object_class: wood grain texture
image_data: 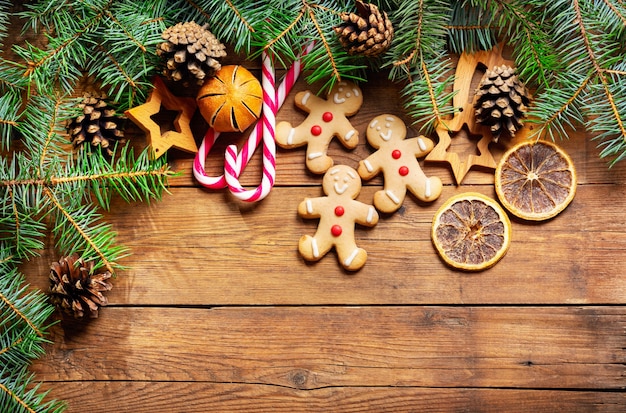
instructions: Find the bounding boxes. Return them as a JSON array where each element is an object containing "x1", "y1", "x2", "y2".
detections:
[
  {"x1": 32, "y1": 306, "x2": 625, "y2": 389},
  {"x1": 35, "y1": 383, "x2": 626, "y2": 413},
  {"x1": 22, "y1": 184, "x2": 626, "y2": 305}
]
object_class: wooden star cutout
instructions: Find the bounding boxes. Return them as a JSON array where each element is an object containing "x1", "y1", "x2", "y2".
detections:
[
  {"x1": 125, "y1": 76, "x2": 198, "y2": 159},
  {"x1": 426, "y1": 44, "x2": 514, "y2": 184}
]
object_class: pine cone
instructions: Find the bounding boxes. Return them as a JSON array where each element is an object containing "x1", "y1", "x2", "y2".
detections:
[
  {"x1": 157, "y1": 21, "x2": 227, "y2": 86},
  {"x1": 67, "y1": 93, "x2": 125, "y2": 156},
  {"x1": 49, "y1": 254, "x2": 113, "y2": 319},
  {"x1": 334, "y1": 0, "x2": 394, "y2": 57},
  {"x1": 474, "y1": 65, "x2": 531, "y2": 142}
]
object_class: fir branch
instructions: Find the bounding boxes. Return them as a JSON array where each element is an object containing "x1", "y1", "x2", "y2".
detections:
[
  {"x1": 44, "y1": 186, "x2": 127, "y2": 273},
  {"x1": 0, "y1": 366, "x2": 66, "y2": 413}
]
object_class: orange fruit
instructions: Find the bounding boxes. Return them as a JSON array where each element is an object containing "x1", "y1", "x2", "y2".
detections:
[
  {"x1": 197, "y1": 65, "x2": 262, "y2": 132},
  {"x1": 432, "y1": 192, "x2": 511, "y2": 271},
  {"x1": 495, "y1": 140, "x2": 576, "y2": 221}
]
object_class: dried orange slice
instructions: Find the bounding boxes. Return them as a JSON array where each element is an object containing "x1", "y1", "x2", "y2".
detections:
[
  {"x1": 495, "y1": 140, "x2": 576, "y2": 221},
  {"x1": 197, "y1": 65, "x2": 262, "y2": 132},
  {"x1": 432, "y1": 192, "x2": 511, "y2": 271}
]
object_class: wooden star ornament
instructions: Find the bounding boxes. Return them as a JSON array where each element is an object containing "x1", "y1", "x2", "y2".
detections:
[
  {"x1": 426, "y1": 44, "x2": 514, "y2": 184},
  {"x1": 125, "y1": 76, "x2": 198, "y2": 159}
]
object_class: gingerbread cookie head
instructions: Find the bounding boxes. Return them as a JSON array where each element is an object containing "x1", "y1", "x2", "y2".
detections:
[
  {"x1": 366, "y1": 114, "x2": 406, "y2": 149},
  {"x1": 328, "y1": 80, "x2": 363, "y2": 116},
  {"x1": 323, "y1": 164, "x2": 362, "y2": 199}
]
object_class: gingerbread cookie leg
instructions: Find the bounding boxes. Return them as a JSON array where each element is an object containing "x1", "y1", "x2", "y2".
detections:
[
  {"x1": 298, "y1": 234, "x2": 333, "y2": 262},
  {"x1": 335, "y1": 242, "x2": 368, "y2": 271},
  {"x1": 407, "y1": 175, "x2": 442, "y2": 202},
  {"x1": 373, "y1": 187, "x2": 407, "y2": 213}
]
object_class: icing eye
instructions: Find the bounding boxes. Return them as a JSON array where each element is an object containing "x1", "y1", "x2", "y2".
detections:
[
  {"x1": 346, "y1": 92, "x2": 352, "y2": 98},
  {"x1": 338, "y1": 87, "x2": 344, "y2": 92},
  {"x1": 343, "y1": 176, "x2": 349, "y2": 183},
  {"x1": 376, "y1": 126, "x2": 381, "y2": 131},
  {"x1": 334, "y1": 176, "x2": 340, "y2": 181},
  {"x1": 385, "y1": 123, "x2": 390, "y2": 128}
]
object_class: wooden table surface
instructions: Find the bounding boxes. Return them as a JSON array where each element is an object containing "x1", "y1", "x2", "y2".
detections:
[{"x1": 22, "y1": 59, "x2": 626, "y2": 412}]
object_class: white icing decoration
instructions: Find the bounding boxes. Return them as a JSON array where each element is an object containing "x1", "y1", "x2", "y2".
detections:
[
  {"x1": 308, "y1": 152, "x2": 323, "y2": 160},
  {"x1": 425, "y1": 179, "x2": 432, "y2": 198},
  {"x1": 370, "y1": 120, "x2": 379, "y2": 128},
  {"x1": 346, "y1": 92, "x2": 352, "y2": 98},
  {"x1": 338, "y1": 87, "x2": 344, "y2": 92},
  {"x1": 306, "y1": 199, "x2": 313, "y2": 214},
  {"x1": 352, "y1": 88, "x2": 360, "y2": 97},
  {"x1": 287, "y1": 128, "x2": 296, "y2": 145},
  {"x1": 330, "y1": 168, "x2": 340, "y2": 175},
  {"x1": 301, "y1": 92, "x2": 311, "y2": 105},
  {"x1": 385, "y1": 123, "x2": 390, "y2": 128},
  {"x1": 343, "y1": 176, "x2": 349, "y2": 183},
  {"x1": 418, "y1": 137, "x2": 427, "y2": 151},
  {"x1": 344, "y1": 249, "x2": 359, "y2": 267},
  {"x1": 366, "y1": 206, "x2": 375, "y2": 223},
  {"x1": 345, "y1": 130, "x2": 355, "y2": 141},
  {"x1": 334, "y1": 183, "x2": 349, "y2": 194},
  {"x1": 312, "y1": 238, "x2": 319, "y2": 258},
  {"x1": 386, "y1": 189, "x2": 400, "y2": 204},
  {"x1": 376, "y1": 126, "x2": 381, "y2": 131},
  {"x1": 380, "y1": 129, "x2": 393, "y2": 141},
  {"x1": 385, "y1": 116, "x2": 395, "y2": 122},
  {"x1": 333, "y1": 93, "x2": 346, "y2": 104},
  {"x1": 347, "y1": 170, "x2": 356, "y2": 179},
  {"x1": 363, "y1": 159, "x2": 374, "y2": 172}
]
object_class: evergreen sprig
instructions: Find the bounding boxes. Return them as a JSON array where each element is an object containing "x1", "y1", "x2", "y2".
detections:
[{"x1": 0, "y1": 252, "x2": 65, "y2": 413}]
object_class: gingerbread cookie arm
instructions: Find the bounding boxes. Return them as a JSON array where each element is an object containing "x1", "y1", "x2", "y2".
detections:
[
  {"x1": 298, "y1": 197, "x2": 324, "y2": 219},
  {"x1": 409, "y1": 135, "x2": 435, "y2": 157},
  {"x1": 351, "y1": 201, "x2": 379, "y2": 227},
  {"x1": 332, "y1": 117, "x2": 360, "y2": 149},
  {"x1": 357, "y1": 151, "x2": 383, "y2": 180},
  {"x1": 294, "y1": 90, "x2": 324, "y2": 112}
]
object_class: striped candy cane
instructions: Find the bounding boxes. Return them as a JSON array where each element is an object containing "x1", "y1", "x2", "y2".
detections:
[{"x1": 193, "y1": 43, "x2": 313, "y2": 200}]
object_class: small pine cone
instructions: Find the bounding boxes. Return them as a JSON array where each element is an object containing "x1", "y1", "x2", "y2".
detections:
[
  {"x1": 474, "y1": 65, "x2": 531, "y2": 142},
  {"x1": 334, "y1": 0, "x2": 394, "y2": 57},
  {"x1": 157, "y1": 21, "x2": 227, "y2": 86},
  {"x1": 67, "y1": 93, "x2": 125, "y2": 156},
  {"x1": 49, "y1": 254, "x2": 113, "y2": 319}
]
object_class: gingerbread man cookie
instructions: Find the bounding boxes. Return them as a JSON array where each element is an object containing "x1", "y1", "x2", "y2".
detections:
[
  {"x1": 276, "y1": 81, "x2": 363, "y2": 174},
  {"x1": 298, "y1": 164, "x2": 379, "y2": 271},
  {"x1": 358, "y1": 114, "x2": 442, "y2": 213}
]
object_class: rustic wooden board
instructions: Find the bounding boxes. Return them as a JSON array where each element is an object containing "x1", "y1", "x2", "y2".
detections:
[
  {"x1": 32, "y1": 307, "x2": 625, "y2": 389},
  {"x1": 22, "y1": 184, "x2": 626, "y2": 305},
  {"x1": 35, "y1": 383, "x2": 626, "y2": 413}
]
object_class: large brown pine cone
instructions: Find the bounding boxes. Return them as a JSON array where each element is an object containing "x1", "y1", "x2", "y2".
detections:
[
  {"x1": 67, "y1": 93, "x2": 125, "y2": 156},
  {"x1": 334, "y1": 0, "x2": 394, "y2": 57},
  {"x1": 49, "y1": 254, "x2": 113, "y2": 319},
  {"x1": 157, "y1": 21, "x2": 227, "y2": 86},
  {"x1": 474, "y1": 65, "x2": 531, "y2": 142}
]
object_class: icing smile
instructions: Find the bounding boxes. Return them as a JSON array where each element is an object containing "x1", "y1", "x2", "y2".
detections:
[
  {"x1": 380, "y1": 129, "x2": 393, "y2": 141},
  {"x1": 334, "y1": 182, "x2": 349, "y2": 194}
]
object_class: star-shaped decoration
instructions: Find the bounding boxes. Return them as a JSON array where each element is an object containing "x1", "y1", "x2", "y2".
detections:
[
  {"x1": 426, "y1": 44, "x2": 514, "y2": 184},
  {"x1": 125, "y1": 76, "x2": 198, "y2": 159}
]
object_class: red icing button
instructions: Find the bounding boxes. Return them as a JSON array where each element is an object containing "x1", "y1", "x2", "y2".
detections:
[
  {"x1": 322, "y1": 112, "x2": 334, "y2": 122},
  {"x1": 334, "y1": 206, "x2": 345, "y2": 216},
  {"x1": 399, "y1": 166, "x2": 409, "y2": 176},
  {"x1": 311, "y1": 125, "x2": 322, "y2": 136},
  {"x1": 331, "y1": 224, "x2": 343, "y2": 237},
  {"x1": 392, "y1": 149, "x2": 402, "y2": 159}
]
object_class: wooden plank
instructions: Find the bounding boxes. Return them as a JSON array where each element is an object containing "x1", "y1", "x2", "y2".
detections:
[
  {"x1": 31, "y1": 306, "x2": 625, "y2": 390},
  {"x1": 23, "y1": 184, "x2": 626, "y2": 305},
  {"x1": 36, "y1": 382, "x2": 626, "y2": 413}
]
